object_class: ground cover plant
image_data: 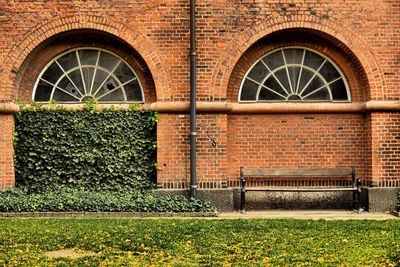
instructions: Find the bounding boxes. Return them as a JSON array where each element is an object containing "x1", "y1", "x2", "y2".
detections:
[
  {"x1": 0, "y1": 218, "x2": 399, "y2": 266},
  {"x1": 0, "y1": 186, "x2": 215, "y2": 212},
  {"x1": 7, "y1": 103, "x2": 216, "y2": 212}
]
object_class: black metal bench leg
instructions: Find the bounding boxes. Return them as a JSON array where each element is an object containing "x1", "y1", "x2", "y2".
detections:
[
  {"x1": 353, "y1": 180, "x2": 362, "y2": 212},
  {"x1": 240, "y1": 177, "x2": 245, "y2": 213},
  {"x1": 356, "y1": 180, "x2": 362, "y2": 212}
]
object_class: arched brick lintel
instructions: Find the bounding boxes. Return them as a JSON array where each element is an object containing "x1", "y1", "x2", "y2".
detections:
[
  {"x1": 1, "y1": 15, "x2": 170, "y2": 101},
  {"x1": 212, "y1": 18, "x2": 385, "y2": 101}
]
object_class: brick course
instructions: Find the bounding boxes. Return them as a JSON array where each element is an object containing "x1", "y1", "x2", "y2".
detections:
[{"x1": 0, "y1": 115, "x2": 14, "y2": 189}]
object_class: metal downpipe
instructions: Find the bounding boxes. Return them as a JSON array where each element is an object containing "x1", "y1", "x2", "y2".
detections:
[{"x1": 189, "y1": 0, "x2": 197, "y2": 198}]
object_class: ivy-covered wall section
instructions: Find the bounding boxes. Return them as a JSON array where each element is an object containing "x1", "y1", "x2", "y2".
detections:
[{"x1": 14, "y1": 108, "x2": 157, "y2": 193}]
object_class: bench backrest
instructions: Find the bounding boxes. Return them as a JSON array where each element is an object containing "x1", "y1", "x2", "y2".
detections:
[{"x1": 241, "y1": 168, "x2": 354, "y2": 177}]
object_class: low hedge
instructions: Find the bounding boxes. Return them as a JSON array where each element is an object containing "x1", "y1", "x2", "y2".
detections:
[{"x1": 0, "y1": 187, "x2": 217, "y2": 213}]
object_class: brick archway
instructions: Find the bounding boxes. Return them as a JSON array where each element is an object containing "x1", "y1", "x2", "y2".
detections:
[
  {"x1": 1, "y1": 15, "x2": 171, "y2": 101},
  {"x1": 212, "y1": 17, "x2": 384, "y2": 102}
]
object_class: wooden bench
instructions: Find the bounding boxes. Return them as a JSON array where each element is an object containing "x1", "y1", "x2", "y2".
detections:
[{"x1": 239, "y1": 167, "x2": 361, "y2": 213}]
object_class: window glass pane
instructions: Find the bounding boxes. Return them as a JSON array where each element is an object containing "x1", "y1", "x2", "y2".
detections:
[
  {"x1": 319, "y1": 61, "x2": 341, "y2": 82},
  {"x1": 57, "y1": 53, "x2": 78, "y2": 70},
  {"x1": 298, "y1": 69, "x2": 314, "y2": 93},
  {"x1": 91, "y1": 69, "x2": 109, "y2": 95},
  {"x1": 53, "y1": 89, "x2": 78, "y2": 102},
  {"x1": 263, "y1": 51, "x2": 284, "y2": 70},
  {"x1": 263, "y1": 77, "x2": 287, "y2": 97},
  {"x1": 67, "y1": 69, "x2": 85, "y2": 95},
  {"x1": 247, "y1": 61, "x2": 269, "y2": 83},
  {"x1": 125, "y1": 80, "x2": 143, "y2": 101},
  {"x1": 94, "y1": 77, "x2": 119, "y2": 99},
  {"x1": 78, "y1": 50, "x2": 98, "y2": 66},
  {"x1": 301, "y1": 76, "x2": 324, "y2": 97},
  {"x1": 304, "y1": 50, "x2": 325, "y2": 70},
  {"x1": 82, "y1": 67, "x2": 95, "y2": 93},
  {"x1": 42, "y1": 62, "x2": 63, "y2": 84},
  {"x1": 32, "y1": 49, "x2": 150, "y2": 103},
  {"x1": 330, "y1": 79, "x2": 348, "y2": 100},
  {"x1": 114, "y1": 64, "x2": 135, "y2": 84},
  {"x1": 258, "y1": 88, "x2": 285, "y2": 101},
  {"x1": 239, "y1": 48, "x2": 350, "y2": 102},
  {"x1": 34, "y1": 80, "x2": 53, "y2": 101},
  {"x1": 240, "y1": 79, "x2": 258, "y2": 101},
  {"x1": 283, "y1": 48, "x2": 303, "y2": 64},
  {"x1": 97, "y1": 88, "x2": 125, "y2": 102},
  {"x1": 58, "y1": 77, "x2": 81, "y2": 97},
  {"x1": 303, "y1": 87, "x2": 330, "y2": 101},
  {"x1": 273, "y1": 69, "x2": 290, "y2": 93},
  {"x1": 99, "y1": 52, "x2": 119, "y2": 69},
  {"x1": 288, "y1": 66, "x2": 301, "y2": 93}
]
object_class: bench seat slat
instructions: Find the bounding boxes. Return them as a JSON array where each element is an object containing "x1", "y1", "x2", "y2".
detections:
[
  {"x1": 245, "y1": 187, "x2": 357, "y2": 192},
  {"x1": 242, "y1": 168, "x2": 353, "y2": 177}
]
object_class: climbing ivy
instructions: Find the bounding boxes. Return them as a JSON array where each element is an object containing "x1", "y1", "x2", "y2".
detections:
[{"x1": 14, "y1": 106, "x2": 157, "y2": 193}]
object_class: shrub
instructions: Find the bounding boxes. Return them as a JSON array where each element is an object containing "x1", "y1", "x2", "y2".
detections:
[{"x1": 0, "y1": 186, "x2": 217, "y2": 212}]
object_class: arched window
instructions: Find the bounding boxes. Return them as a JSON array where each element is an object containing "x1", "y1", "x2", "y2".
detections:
[
  {"x1": 239, "y1": 47, "x2": 350, "y2": 102},
  {"x1": 33, "y1": 48, "x2": 144, "y2": 103}
]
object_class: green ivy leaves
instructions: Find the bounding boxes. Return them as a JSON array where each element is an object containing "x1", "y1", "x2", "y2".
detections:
[
  {"x1": 14, "y1": 109, "x2": 157, "y2": 193},
  {"x1": 0, "y1": 187, "x2": 217, "y2": 212}
]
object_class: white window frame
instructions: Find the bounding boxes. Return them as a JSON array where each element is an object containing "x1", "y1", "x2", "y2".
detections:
[
  {"x1": 238, "y1": 46, "x2": 351, "y2": 103},
  {"x1": 32, "y1": 47, "x2": 145, "y2": 103}
]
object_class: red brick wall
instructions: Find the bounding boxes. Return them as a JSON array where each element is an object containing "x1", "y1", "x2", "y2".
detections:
[
  {"x1": 1, "y1": 0, "x2": 398, "y2": 102},
  {"x1": 0, "y1": 115, "x2": 14, "y2": 189},
  {"x1": 157, "y1": 113, "x2": 228, "y2": 189},
  {"x1": 370, "y1": 112, "x2": 400, "y2": 187},
  {"x1": 0, "y1": 0, "x2": 399, "y2": 189},
  {"x1": 227, "y1": 114, "x2": 368, "y2": 186}
]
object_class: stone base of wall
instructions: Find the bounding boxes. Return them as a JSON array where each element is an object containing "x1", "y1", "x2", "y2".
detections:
[
  {"x1": 154, "y1": 187, "x2": 400, "y2": 212},
  {"x1": 236, "y1": 190, "x2": 355, "y2": 210},
  {"x1": 361, "y1": 187, "x2": 400, "y2": 212},
  {"x1": 152, "y1": 189, "x2": 234, "y2": 212}
]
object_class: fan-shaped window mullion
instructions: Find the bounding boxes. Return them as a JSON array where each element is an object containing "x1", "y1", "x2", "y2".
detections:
[
  {"x1": 45, "y1": 76, "x2": 81, "y2": 101},
  {"x1": 297, "y1": 65, "x2": 331, "y2": 100},
  {"x1": 95, "y1": 71, "x2": 125, "y2": 101},
  {"x1": 298, "y1": 59, "x2": 327, "y2": 96},
  {"x1": 75, "y1": 51, "x2": 88, "y2": 95},
  {"x1": 260, "y1": 59, "x2": 291, "y2": 96},
  {"x1": 239, "y1": 47, "x2": 350, "y2": 102},
  {"x1": 281, "y1": 49, "x2": 294, "y2": 94},
  {"x1": 295, "y1": 49, "x2": 306, "y2": 94},
  {"x1": 92, "y1": 60, "x2": 121, "y2": 98},
  {"x1": 33, "y1": 48, "x2": 145, "y2": 103},
  {"x1": 89, "y1": 50, "x2": 101, "y2": 95},
  {"x1": 256, "y1": 66, "x2": 289, "y2": 101},
  {"x1": 256, "y1": 84, "x2": 287, "y2": 101},
  {"x1": 302, "y1": 74, "x2": 332, "y2": 100},
  {"x1": 54, "y1": 61, "x2": 84, "y2": 97}
]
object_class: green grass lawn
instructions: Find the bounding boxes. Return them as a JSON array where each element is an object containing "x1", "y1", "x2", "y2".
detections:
[{"x1": 0, "y1": 218, "x2": 399, "y2": 266}]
